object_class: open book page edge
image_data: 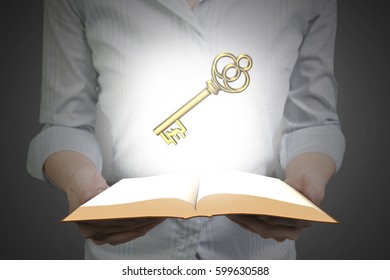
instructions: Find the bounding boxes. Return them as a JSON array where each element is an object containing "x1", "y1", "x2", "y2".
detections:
[
  {"x1": 63, "y1": 198, "x2": 198, "y2": 222},
  {"x1": 62, "y1": 194, "x2": 338, "y2": 223},
  {"x1": 196, "y1": 193, "x2": 338, "y2": 223}
]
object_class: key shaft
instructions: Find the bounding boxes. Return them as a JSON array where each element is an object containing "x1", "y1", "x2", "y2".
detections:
[{"x1": 153, "y1": 84, "x2": 215, "y2": 135}]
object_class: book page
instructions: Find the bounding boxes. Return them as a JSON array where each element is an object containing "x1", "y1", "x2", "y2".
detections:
[
  {"x1": 82, "y1": 173, "x2": 200, "y2": 208},
  {"x1": 197, "y1": 170, "x2": 319, "y2": 209}
]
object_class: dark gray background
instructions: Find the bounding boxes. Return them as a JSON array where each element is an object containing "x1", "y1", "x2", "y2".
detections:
[{"x1": 1, "y1": 1, "x2": 389, "y2": 259}]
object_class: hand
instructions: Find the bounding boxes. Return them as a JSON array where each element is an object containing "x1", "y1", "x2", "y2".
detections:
[
  {"x1": 228, "y1": 214, "x2": 311, "y2": 242},
  {"x1": 45, "y1": 151, "x2": 165, "y2": 246},
  {"x1": 228, "y1": 152, "x2": 336, "y2": 242},
  {"x1": 67, "y1": 166, "x2": 165, "y2": 246}
]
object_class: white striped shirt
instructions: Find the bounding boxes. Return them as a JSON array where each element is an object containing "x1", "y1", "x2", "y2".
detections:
[{"x1": 28, "y1": 0, "x2": 344, "y2": 259}]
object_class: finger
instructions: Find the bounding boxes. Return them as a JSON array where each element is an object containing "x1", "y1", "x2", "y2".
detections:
[
  {"x1": 78, "y1": 219, "x2": 162, "y2": 239},
  {"x1": 78, "y1": 218, "x2": 165, "y2": 239},
  {"x1": 78, "y1": 223, "x2": 134, "y2": 240},
  {"x1": 248, "y1": 216, "x2": 303, "y2": 241},
  {"x1": 81, "y1": 217, "x2": 165, "y2": 227},
  {"x1": 92, "y1": 220, "x2": 163, "y2": 246},
  {"x1": 229, "y1": 215, "x2": 302, "y2": 241},
  {"x1": 302, "y1": 184, "x2": 325, "y2": 206},
  {"x1": 256, "y1": 216, "x2": 312, "y2": 228},
  {"x1": 71, "y1": 167, "x2": 109, "y2": 203},
  {"x1": 227, "y1": 215, "x2": 264, "y2": 236},
  {"x1": 285, "y1": 176, "x2": 326, "y2": 206}
]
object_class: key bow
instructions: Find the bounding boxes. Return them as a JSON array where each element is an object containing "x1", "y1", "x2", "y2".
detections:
[{"x1": 209, "y1": 52, "x2": 253, "y2": 94}]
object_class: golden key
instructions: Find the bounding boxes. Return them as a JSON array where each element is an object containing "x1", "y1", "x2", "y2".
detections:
[{"x1": 153, "y1": 52, "x2": 253, "y2": 145}]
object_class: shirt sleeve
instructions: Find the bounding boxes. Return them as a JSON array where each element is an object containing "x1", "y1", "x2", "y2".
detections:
[
  {"x1": 280, "y1": 0, "x2": 346, "y2": 171},
  {"x1": 27, "y1": 0, "x2": 102, "y2": 181}
]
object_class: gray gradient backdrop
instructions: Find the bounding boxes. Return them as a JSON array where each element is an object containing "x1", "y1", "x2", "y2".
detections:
[{"x1": 1, "y1": 1, "x2": 389, "y2": 259}]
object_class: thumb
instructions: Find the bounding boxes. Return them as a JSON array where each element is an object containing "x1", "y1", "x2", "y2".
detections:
[
  {"x1": 70, "y1": 167, "x2": 109, "y2": 204},
  {"x1": 285, "y1": 174, "x2": 325, "y2": 206},
  {"x1": 303, "y1": 185, "x2": 325, "y2": 205}
]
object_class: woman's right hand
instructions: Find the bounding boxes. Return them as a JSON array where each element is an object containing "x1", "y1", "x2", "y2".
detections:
[{"x1": 45, "y1": 151, "x2": 164, "y2": 246}]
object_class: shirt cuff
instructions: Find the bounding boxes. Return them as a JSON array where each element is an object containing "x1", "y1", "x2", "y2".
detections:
[
  {"x1": 27, "y1": 125, "x2": 103, "y2": 181},
  {"x1": 280, "y1": 125, "x2": 346, "y2": 172}
]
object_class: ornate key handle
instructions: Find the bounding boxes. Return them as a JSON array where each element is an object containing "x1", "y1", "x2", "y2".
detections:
[{"x1": 207, "y1": 52, "x2": 253, "y2": 95}]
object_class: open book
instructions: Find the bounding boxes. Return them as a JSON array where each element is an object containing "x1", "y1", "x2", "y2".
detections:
[{"x1": 63, "y1": 170, "x2": 337, "y2": 223}]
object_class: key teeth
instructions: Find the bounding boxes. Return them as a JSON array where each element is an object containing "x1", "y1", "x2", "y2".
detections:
[
  {"x1": 160, "y1": 131, "x2": 177, "y2": 145},
  {"x1": 159, "y1": 120, "x2": 187, "y2": 145}
]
